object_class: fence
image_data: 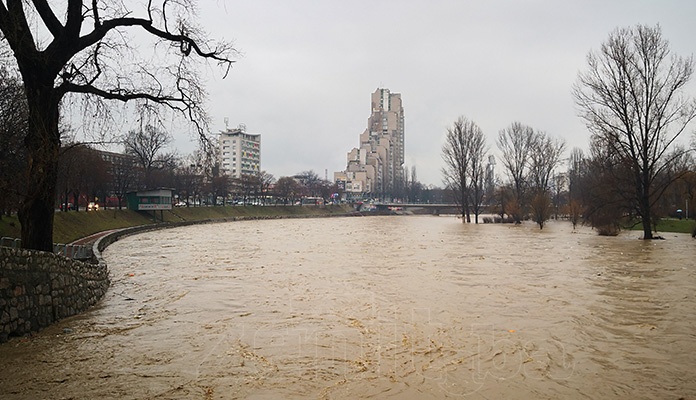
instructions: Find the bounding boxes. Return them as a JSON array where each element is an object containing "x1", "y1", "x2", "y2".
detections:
[{"x1": 0, "y1": 237, "x2": 92, "y2": 260}]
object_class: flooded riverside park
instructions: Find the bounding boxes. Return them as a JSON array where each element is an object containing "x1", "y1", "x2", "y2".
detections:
[{"x1": 1, "y1": 215, "x2": 695, "y2": 399}]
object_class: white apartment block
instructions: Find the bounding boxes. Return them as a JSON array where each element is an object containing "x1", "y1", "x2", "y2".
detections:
[
  {"x1": 335, "y1": 88, "x2": 405, "y2": 199},
  {"x1": 219, "y1": 128, "x2": 261, "y2": 178}
]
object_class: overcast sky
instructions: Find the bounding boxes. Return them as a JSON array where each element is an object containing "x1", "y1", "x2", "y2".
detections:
[{"x1": 173, "y1": 0, "x2": 696, "y2": 186}]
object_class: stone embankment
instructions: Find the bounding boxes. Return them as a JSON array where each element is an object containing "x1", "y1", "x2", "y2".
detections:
[{"x1": 0, "y1": 247, "x2": 109, "y2": 343}]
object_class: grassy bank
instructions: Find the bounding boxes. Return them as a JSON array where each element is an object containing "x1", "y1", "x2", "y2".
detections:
[
  {"x1": 628, "y1": 218, "x2": 696, "y2": 235},
  {"x1": 0, "y1": 204, "x2": 354, "y2": 244}
]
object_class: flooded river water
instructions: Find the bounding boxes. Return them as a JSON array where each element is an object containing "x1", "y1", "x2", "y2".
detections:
[{"x1": 1, "y1": 215, "x2": 695, "y2": 399}]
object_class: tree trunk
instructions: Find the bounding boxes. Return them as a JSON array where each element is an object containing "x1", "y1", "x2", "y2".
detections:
[
  {"x1": 641, "y1": 197, "x2": 653, "y2": 239},
  {"x1": 642, "y1": 213, "x2": 653, "y2": 239},
  {"x1": 72, "y1": 191, "x2": 80, "y2": 212},
  {"x1": 18, "y1": 85, "x2": 61, "y2": 251},
  {"x1": 640, "y1": 167, "x2": 654, "y2": 239}
]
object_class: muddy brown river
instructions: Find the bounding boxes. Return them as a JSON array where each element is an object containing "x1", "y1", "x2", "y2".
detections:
[{"x1": 1, "y1": 215, "x2": 695, "y2": 399}]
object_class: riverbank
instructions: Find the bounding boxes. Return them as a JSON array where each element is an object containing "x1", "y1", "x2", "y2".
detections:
[
  {"x1": 1, "y1": 206, "x2": 694, "y2": 245},
  {"x1": 0, "y1": 204, "x2": 356, "y2": 245}
]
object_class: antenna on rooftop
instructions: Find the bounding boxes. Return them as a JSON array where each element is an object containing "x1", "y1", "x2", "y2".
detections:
[{"x1": 224, "y1": 117, "x2": 229, "y2": 129}]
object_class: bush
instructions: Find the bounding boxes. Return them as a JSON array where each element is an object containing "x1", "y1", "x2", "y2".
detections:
[{"x1": 596, "y1": 224, "x2": 620, "y2": 236}]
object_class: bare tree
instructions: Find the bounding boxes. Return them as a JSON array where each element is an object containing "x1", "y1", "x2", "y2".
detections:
[
  {"x1": 442, "y1": 117, "x2": 487, "y2": 222},
  {"x1": 56, "y1": 144, "x2": 111, "y2": 211},
  {"x1": 123, "y1": 124, "x2": 174, "y2": 189},
  {"x1": 529, "y1": 132, "x2": 566, "y2": 194},
  {"x1": 0, "y1": 66, "x2": 27, "y2": 217},
  {"x1": 108, "y1": 153, "x2": 138, "y2": 210},
  {"x1": 550, "y1": 173, "x2": 563, "y2": 220},
  {"x1": 496, "y1": 122, "x2": 536, "y2": 223},
  {"x1": 407, "y1": 165, "x2": 423, "y2": 204},
  {"x1": 566, "y1": 147, "x2": 586, "y2": 230},
  {"x1": 295, "y1": 170, "x2": 322, "y2": 197},
  {"x1": 528, "y1": 132, "x2": 566, "y2": 229},
  {"x1": 274, "y1": 176, "x2": 300, "y2": 205},
  {"x1": 0, "y1": 2, "x2": 235, "y2": 250},
  {"x1": 57, "y1": 144, "x2": 84, "y2": 212},
  {"x1": 174, "y1": 157, "x2": 204, "y2": 207},
  {"x1": 573, "y1": 24, "x2": 696, "y2": 239},
  {"x1": 468, "y1": 129, "x2": 487, "y2": 223},
  {"x1": 258, "y1": 171, "x2": 275, "y2": 205},
  {"x1": 673, "y1": 168, "x2": 696, "y2": 220},
  {"x1": 236, "y1": 174, "x2": 261, "y2": 204},
  {"x1": 208, "y1": 175, "x2": 231, "y2": 206},
  {"x1": 567, "y1": 147, "x2": 585, "y2": 203},
  {"x1": 442, "y1": 117, "x2": 471, "y2": 221}
]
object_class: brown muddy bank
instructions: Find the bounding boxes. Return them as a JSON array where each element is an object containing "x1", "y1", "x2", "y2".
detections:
[{"x1": 1, "y1": 216, "x2": 694, "y2": 399}]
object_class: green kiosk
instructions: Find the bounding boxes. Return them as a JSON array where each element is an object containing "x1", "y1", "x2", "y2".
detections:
[{"x1": 126, "y1": 188, "x2": 173, "y2": 221}]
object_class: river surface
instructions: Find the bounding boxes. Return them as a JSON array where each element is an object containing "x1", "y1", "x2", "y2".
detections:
[{"x1": 1, "y1": 216, "x2": 695, "y2": 399}]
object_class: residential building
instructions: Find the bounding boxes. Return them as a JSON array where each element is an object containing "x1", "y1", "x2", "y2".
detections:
[
  {"x1": 219, "y1": 127, "x2": 261, "y2": 179},
  {"x1": 335, "y1": 88, "x2": 405, "y2": 200}
]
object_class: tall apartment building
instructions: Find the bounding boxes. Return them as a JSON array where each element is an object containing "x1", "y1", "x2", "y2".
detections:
[
  {"x1": 335, "y1": 88, "x2": 405, "y2": 199},
  {"x1": 219, "y1": 127, "x2": 261, "y2": 178}
]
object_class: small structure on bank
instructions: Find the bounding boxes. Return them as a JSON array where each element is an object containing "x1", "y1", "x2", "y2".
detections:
[{"x1": 126, "y1": 188, "x2": 173, "y2": 221}]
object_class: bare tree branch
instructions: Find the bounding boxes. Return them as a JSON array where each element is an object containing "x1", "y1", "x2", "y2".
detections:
[{"x1": 573, "y1": 24, "x2": 696, "y2": 238}]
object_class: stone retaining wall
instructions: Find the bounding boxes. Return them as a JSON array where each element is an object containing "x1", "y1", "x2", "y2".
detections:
[{"x1": 0, "y1": 247, "x2": 109, "y2": 343}]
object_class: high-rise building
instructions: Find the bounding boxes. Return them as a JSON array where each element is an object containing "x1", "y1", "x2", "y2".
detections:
[
  {"x1": 219, "y1": 127, "x2": 261, "y2": 179},
  {"x1": 335, "y1": 88, "x2": 405, "y2": 200}
]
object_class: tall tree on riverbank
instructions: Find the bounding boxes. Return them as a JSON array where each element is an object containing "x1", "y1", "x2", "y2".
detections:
[
  {"x1": 496, "y1": 122, "x2": 536, "y2": 223},
  {"x1": 0, "y1": 2, "x2": 236, "y2": 251},
  {"x1": 528, "y1": 132, "x2": 566, "y2": 229},
  {"x1": 442, "y1": 116, "x2": 488, "y2": 223},
  {"x1": 573, "y1": 24, "x2": 696, "y2": 239}
]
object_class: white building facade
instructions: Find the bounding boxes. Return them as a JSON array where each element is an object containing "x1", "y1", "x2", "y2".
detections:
[{"x1": 219, "y1": 128, "x2": 261, "y2": 178}]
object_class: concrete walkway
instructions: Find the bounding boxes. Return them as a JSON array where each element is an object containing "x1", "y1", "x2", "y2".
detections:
[{"x1": 68, "y1": 229, "x2": 123, "y2": 247}]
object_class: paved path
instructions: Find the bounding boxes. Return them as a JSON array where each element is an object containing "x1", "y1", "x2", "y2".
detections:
[{"x1": 68, "y1": 229, "x2": 121, "y2": 247}]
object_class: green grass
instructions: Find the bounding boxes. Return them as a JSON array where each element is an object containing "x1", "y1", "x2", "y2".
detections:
[
  {"x1": 629, "y1": 218, "x2": 696, "y2": 235},
  {"x1": 53, "y1": 209, "x2": 156, "y2": 243},
  {"x1": 0, "y1": 205, "x2": 354, "y2": 244},
  {"x1": 0, "y1": 214, "x2": 21, "y2": 240}
]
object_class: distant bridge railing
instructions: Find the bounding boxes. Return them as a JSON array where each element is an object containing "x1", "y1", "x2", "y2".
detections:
[
  {"x1": 0, "y1": 237, "x2": 92, "y2": 260},
  {"x1": 375, "y1": 203, "x2": 461, "y2": 214}
]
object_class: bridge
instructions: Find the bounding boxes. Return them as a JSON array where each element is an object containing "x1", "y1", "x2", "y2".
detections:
[{"x1": 372, "y1": 203, "x2": 461, "y2": 215}]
